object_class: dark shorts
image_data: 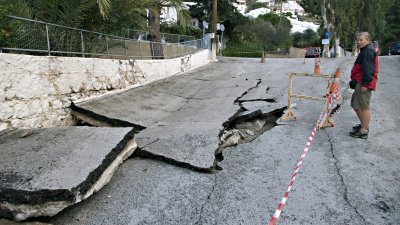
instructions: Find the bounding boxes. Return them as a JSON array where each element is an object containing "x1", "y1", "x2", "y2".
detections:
[{"x1": 351, "y1": 83, "x2": 372, "y2": 110}]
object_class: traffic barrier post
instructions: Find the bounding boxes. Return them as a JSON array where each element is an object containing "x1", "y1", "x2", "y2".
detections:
[
  {"x1": 280, "y1": 71, "x2": 338, "y2": 125},
  {"x1": 317, "y1": 68, "x2": 341, "y2": 128},
  {"x1": 261, "y1": 51, "x2": 266, "y2": 63},
  {"x1": 314, "y1": 57, "x2": 321, "y2": 75}
]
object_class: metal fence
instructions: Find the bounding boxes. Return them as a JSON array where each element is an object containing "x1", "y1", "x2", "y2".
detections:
[
  {"x1": 1, "y1": 16, "x2": 206, "y2": 59},
  {"x1": 124, "y1": 29, "x2": 195, "y2": 43}
]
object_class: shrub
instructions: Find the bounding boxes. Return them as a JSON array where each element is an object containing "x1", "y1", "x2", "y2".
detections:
[{"x1": 221, "y1": 43, "x2": 263, "y2": 58}]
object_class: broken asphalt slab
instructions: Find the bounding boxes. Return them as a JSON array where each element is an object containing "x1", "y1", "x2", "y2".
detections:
[
  {"x1": 0, "y1": 219, "x2": 50, "y2": 225},
  {"x1": 0, "y1": 127, "x2": 136, "y2": 221}
]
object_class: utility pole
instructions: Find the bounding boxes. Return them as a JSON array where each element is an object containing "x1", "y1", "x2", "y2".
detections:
[{"x1": 211, "y1": 0, "x2": 218, "y2": 61}]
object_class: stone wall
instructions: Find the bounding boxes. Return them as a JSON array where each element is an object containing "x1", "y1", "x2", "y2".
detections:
[{"x1": 0, "y1": 49, "x2": 210, "y2": 130}]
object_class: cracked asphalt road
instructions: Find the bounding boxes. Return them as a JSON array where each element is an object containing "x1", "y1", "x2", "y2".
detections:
[{"x1": 47, "y1": 56, "x2": 400, "y2": 224}]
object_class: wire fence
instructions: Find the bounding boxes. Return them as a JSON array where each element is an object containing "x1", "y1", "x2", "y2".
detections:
[
  {"x1": 124, "y1": 29, "x2": 195, "y2": 43},
  {"x1": 1, "y1": 15, "x2": 207, "y2": 59}
]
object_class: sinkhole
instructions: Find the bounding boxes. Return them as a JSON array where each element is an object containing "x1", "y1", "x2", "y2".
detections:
[{"x1": 215, "y1": 106, "x2": 285, "y2": 164}]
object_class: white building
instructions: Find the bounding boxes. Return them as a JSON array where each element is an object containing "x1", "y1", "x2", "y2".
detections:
[
  {"x1": 160, "y1": 2, "x2": 199, "y2": 24},
  {"x1": 286, "y1": 0, "x2": 304, "y2": 15},
  {"x1": 160, "y1": 7, "x2": 178, "y2": 23},
  {"x1": 258, "y1": 0, "x2": 275, "y2": 6},
  {"x1": 275, "y1": 0, "x2": 304, "y2": 15},
  {"x1": 245, "y1": 8, "x2": 272, "y2": 18},
  {"x1": 288, "y1": 17, "x2": 319, "y2": 33},
  {"x1": 233, "y1": 0, "x2": 247, "y2": 15}
]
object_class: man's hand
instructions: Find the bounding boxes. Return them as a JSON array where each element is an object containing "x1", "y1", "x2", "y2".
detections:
[{"x1": 361, "y1": 86, "x2": 368, "y2": 92}]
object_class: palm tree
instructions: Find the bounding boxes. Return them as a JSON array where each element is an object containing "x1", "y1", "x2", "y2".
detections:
[
  {"x1": 97, "y1": 0, "x2": 189, "y2": 58},
  {"x1": 97, "y1": 0, "x2": 111, "y2": 18},
  {"x1": 141, "y1": 0, "x2": 186, "y2": 58},
  {"x1": 3, "y1": 0, "x2": 190, "y2": 58}
]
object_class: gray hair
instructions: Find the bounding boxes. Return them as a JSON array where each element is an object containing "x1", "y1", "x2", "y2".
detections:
[{"x1": 357, "y1": 32, "x2": 371, "y2": 41}]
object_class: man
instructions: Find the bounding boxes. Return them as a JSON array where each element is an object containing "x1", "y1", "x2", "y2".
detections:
[{"x1": 349, "y1": 32, "x2": 379, "y2": 139}]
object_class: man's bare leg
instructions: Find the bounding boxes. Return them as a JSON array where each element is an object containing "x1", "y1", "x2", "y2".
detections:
[
  {"x1": 359, "y1": 109, "x2": 371, "y2": 130},
  {"x1": 354, "y1": 108, "x2": 370, "y2": 132},
  {"x1": 355, "y1": 109, "x2": 362, "y2": 123}
]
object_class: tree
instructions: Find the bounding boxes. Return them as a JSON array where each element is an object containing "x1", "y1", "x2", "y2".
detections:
[
  {"x1": 292, "y1": 32, "x2": 305, "y2": 47},
  {"x1": 2, "y1": 0, "x2": 197, "y2": 59},
  {"x1": 246, "y1": 0, "x2": 268, "y2": 13},
  {"x1": 300, "y1": 0, "x2": 358, "y2": 57},
  {"x1": 161, "y1": 22, "x2": 203, "y2": 39},
  {"x1": 356, "y1": 0, "x2": 392, "y2": 41},
  {"x1": 0, "y1": 0, "x2": 151, "y2": 56},
  {"x1": 2, "y1": 0, "x2": 149, "y2": 32},
  {"x1": 382, "y1": 0, "x2": 400, "y2": 53},
  {"x1": 257, "y1": 13, "x2": 281, "y2": 26},
  {"x1": 141, "y1": 0, "x2": 187, "y2": 59},
  {"x1": 0, "y1": 1, "x2": 10, "y2": 48},
  {"x1": 189, "y1": 0, "x2": 249, "y2": 38},
  {"x1": 300, "y1": 0, "x2": 393, "y2": 57},
  {"x1": 257, "y1": 12, "x2": 292, "y2": 48},
  {"x1": 97, "y1": 0, "x2": 111, "y2": 18},
  {"x1": 292, "y1": 29, "x2": 319, "y2": 48},
  {"x1": 231, "y1": 14, "x2": 292, "y2": 51}
]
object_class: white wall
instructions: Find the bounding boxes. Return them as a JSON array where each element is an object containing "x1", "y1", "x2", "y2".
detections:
[{"x1": 0, "y1": 49, "x2": 210, "y2": 130}]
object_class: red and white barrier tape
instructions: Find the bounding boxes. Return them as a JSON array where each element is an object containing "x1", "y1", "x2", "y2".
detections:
[
  {"x1": 328, "y1": 89, "x2": 341, "y2": 117},
  {"x1": 268, "y1": 102, "x2": 327, "y2": 225}
]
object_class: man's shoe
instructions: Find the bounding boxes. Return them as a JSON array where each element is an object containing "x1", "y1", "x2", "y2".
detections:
[
  {"x1": 352, "y1": 124, "x2": 361, "y2": 131},
  {"x1": 349, "y1": 129, "x2": 368, "y2": 139}
]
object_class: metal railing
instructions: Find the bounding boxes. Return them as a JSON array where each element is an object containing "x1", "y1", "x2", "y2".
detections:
[
  {"x1": 124, "y1": 29, "x2": 195, "y2": 43},
  {"x1": 1, "y1": 15, "x2": 206, "y2": 59}
]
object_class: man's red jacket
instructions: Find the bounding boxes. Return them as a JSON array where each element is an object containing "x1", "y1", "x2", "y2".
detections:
[{"x1": 350, "y1": 43, "x2": 379, "y2": 91}]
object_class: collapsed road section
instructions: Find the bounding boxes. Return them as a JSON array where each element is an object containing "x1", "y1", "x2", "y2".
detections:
[
  {"x1": 70, "y1": 71, "x2": 285, "y2": 173},
  {"x1": 67, "y1": 67, "x2": 266, "y2": 171},
  {"x1": 71, "y1": 101, "x2": 285, "y2": 173},
  {"x1": 0, "y1": 127, "x2": 136, "y2": 221},
  {"x1": 216, "y1": 108, "x2": 284, "y2": 162}
]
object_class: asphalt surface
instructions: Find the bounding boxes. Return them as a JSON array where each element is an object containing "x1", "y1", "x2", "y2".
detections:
[{"x1": 4, "y1": 56, "x2": 400, "y2": 224}]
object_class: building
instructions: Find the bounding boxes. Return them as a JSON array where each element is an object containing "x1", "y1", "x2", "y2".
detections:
[
  {"x1": 245, "y1": 7, "x2": 272, "y2": 18},
  {"x1": 258, "y1": 0, "x2": 275, "y2": 6},
  {"x1": 275, "y1": 0, "x2": 304, "y2": 15},
  {"x1": 232, "y1": 0, "x2": 247, "y2": 15},
  {"x1": 160, "y1": 2, "x2": 200, "y2": 27}
]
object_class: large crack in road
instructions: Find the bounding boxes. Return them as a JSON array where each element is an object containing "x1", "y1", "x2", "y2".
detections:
[
  {"x1": 325, "y1": 86, "x2": 367, "y2": 224},
  {"x1": 70, "y1": 102, "x2": 146, "y2": 132},
  {"x1": 195, "y1": 174, "x2": 217, "y2": 225},
  {"x1": 324, "y1": 129, "x2": 367, "y2": 225},
  {"x1": 70, "y1": 79, "x2": 285, "y2": 173}
]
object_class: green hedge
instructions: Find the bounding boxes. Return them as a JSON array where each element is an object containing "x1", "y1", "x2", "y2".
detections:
[
  {"x1": 221, "y1": 43, "x2": 263, "y2": 58},
  {"x1": 221, "y1": 49, "x2": 262, "y2": 58},
  {"x1": 0, "y1": 7, "x2": 6, "y2": 47}
]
